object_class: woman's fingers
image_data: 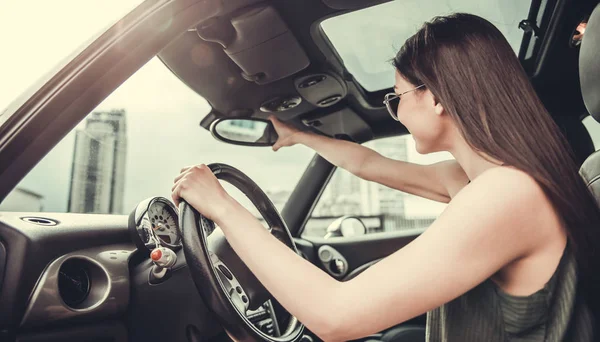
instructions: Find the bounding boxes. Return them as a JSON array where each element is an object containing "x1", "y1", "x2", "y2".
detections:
[
  {"x1": 171, "y1": 182, "x2": 182, "y2": 207},
  {"x1": 173, "y1": 166, "x2": 192, "y2": 184}
]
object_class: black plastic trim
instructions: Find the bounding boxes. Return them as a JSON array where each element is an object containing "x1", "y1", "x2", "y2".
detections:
[
  {"x1": 0, "y1": 241, "x2": 5, "y2": 297},
  {"x1": 0, "y1": 213, "x2": 129, "y2": 331},
  {"x1": 283, "y1": 154, "x2": 335, "y2": 237}
]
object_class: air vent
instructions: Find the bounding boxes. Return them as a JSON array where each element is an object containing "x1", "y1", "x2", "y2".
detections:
[
  {"x1": 58, "y1": 259, "x2": 91, "y2": 307},
  {"x1": 21, "y1": 217, "x2": 58, "y2": 226},
  {"x1": 57, "y1": 257, "x2": 109, "y2": 311}
]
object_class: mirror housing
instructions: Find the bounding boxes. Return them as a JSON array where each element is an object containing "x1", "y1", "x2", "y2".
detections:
[
  {"x1": 210, "y1": 118, "x2": 278, "y2": 146},
  {"x1": 324, "y1": 215, "x2": 367, "y2": 239}
]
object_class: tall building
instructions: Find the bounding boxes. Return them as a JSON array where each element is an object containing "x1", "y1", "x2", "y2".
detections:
[{"x1": 68, "y1": 110, "x2": 127, "y2": 214}]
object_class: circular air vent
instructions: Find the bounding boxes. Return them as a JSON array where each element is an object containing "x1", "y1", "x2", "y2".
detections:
[
  {"x1": 58, "y1": 259, "x2": 91, "y2": 307},
  {"x1": 58, "y1": 257, "x2": 109, "y2": 311},
  {"x1": 21, "y1": 217, "x2": 58, "y2": 226}
]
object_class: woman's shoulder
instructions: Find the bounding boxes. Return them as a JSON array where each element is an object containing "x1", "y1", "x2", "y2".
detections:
[
  {"x1": 464, "y1": 166, "x2": 547, "y2": 207},
  {"x1": 473, "y1": 165, "x2": 535, "y2": 184},
  {"x1": 465, "y1": 166, "x2": 564, "y2": 251},
  {"x1": 448, "y1": 166, "x2": 560, "y2": 246}
]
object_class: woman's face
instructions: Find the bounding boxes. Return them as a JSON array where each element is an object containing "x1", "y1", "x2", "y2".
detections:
[{"x1": 394, "y1": 71, "x2": 448, "y2": 154}]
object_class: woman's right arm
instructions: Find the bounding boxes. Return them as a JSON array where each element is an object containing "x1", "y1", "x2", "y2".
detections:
[{"x1": 270, "y1": 117, "x2": 468, "y2": 203}]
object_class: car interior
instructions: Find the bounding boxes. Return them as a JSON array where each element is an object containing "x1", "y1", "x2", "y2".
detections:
[{"x1": 1, "y1": 0, "x2": 600, "y2": 341}]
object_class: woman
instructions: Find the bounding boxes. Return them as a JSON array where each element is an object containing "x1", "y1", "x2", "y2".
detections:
[{"x1": 172, "y1": 13, "x2": 599, "y2": 341}]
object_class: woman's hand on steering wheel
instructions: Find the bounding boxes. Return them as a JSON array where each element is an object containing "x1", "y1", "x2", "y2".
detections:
[{"x1": 171, "y1": 164, "x2": 234, "y2": 222}]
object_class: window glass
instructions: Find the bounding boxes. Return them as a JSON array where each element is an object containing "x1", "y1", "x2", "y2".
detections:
[
  {"x1": 303, "y1": 135, "x2": 454, "y2": 238},
  {"x1": 0, "y1": 58, "x2": 314, "y2": 215},
  {"x1": 0, "y1": 0, "x2": 145, "y2": 112},
  {"x1": 321, "y1": 0, "x2": 531, "y2": 91}
]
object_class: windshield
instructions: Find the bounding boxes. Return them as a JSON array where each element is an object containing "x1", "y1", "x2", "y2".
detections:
[
  {"x1": 0, "y1": 58, "x2": 314, "y2": 215},
  {"x1": 0, "y1": 0, "x2": 144, "y2": 113},
  {"x1": 321, "y1": 0, "x2": 532, "y2": 92}
]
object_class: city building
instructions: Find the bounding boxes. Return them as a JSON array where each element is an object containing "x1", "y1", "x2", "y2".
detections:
[{"x1": 67, "y1": 109, "x2": 127, "y2": 214}]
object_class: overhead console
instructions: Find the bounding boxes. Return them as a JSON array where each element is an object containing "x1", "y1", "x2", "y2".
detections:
[
  {"x1": 302, "y1": 108, "x2": 373, "y2": 142},
  {"x1": 197, "y1": 5, "x2": 310, "y2": 85}
]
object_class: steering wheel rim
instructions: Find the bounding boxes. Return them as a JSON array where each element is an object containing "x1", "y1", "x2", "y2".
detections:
[{"x1": 179, "y1": 163, "x2": 305, "y2": 342}]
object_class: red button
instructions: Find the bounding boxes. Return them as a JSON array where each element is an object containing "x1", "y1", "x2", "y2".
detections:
[{"x1": 151, "y1": 249, "x2": 162, "y2": 261}]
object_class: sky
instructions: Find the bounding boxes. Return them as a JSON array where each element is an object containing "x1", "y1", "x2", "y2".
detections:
[{"x1": 3, "y1": 0, "x2": 597, "y2": 223}]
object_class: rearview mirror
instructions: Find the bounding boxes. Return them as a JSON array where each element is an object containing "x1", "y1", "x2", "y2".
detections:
[
  {"x1": 210, "y1": 118, "x2": 278, "y2": 146},
  {"x1": 324, "y1": 216, "x2": 367, "y2": 239}
]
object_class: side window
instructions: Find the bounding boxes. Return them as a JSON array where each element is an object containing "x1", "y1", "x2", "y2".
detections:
[
  {"x1": 302, "y1": 135, "x2": 453, "y2": 238},
  {"x1": 583, "y1": 115, "x2": 600, "y2": 151},
  {"x1": 0, "y1": 58, "x2": 314, "y2": 214}
]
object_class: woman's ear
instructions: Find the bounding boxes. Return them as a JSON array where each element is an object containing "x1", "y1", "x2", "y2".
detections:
[
  {"x1": 434, "y1": 101, "x2": 445, "y2": 116},
  {"x1": 428, "y1": 92, "x2": 445, "y2": 116}
]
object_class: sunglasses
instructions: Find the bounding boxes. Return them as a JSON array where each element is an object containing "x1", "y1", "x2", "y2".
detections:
[{"x1": 382, "y1": 84, "x2": 426, "y2": 121}]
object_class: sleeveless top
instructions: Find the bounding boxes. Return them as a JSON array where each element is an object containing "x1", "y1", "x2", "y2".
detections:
[{"x1": 426, "y1": 244, "x2": 595, "y2": 341}]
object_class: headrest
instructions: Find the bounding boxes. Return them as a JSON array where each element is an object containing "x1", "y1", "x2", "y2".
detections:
[{"x1": 580, "y1": 3, "x2": 600, "y2": 122}]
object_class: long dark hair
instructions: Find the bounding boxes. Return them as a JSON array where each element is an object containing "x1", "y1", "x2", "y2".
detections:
[{"x1": 394, "y1": 13, "x2": 600, "y2": 319}]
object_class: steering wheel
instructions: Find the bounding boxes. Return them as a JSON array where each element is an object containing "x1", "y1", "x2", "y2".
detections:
[{"x1": 179, "y1": 163, "x2": 305, "y2": 342}]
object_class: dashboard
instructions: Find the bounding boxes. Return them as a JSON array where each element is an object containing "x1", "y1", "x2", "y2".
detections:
[
  {"x1": 127, "y1": 197, "x2": 285, "y2": 337},
  {"x1": 20, "y1": 244, "x2": 132, "y2": 328},
  {"x1": 0, "y1": 196, "x2": 293, "y2": 342}
]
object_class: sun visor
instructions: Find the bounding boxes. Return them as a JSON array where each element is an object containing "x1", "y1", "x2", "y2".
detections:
[{"x1": 197, "y1": 6, "x2": 309, "y2": 85}]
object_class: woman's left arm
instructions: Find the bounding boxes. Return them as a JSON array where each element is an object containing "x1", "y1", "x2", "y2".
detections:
[{"x1": 173, "y1": 165, "x2": 549, "y2": 342}]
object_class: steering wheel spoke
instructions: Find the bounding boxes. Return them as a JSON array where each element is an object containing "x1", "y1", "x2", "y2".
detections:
[{"x1": 210, "y1": 253, "x2": 251, "y2": 312}]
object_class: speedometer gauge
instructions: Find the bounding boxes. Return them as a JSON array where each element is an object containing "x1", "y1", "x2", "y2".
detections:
[
  {"x1": 148, "y1": 198, "x2": 180, "y2": 246},
  {"x1": 128, "y1": 196, "x2": 182, "y2": 252}
]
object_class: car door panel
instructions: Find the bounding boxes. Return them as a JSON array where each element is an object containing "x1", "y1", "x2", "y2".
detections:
[
  {"x1": 295, "y1": 229, "x2": 424, "y2": 278},
  {"x1": 293, "y1": 229, "x2": 427, "y2": 342}
]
